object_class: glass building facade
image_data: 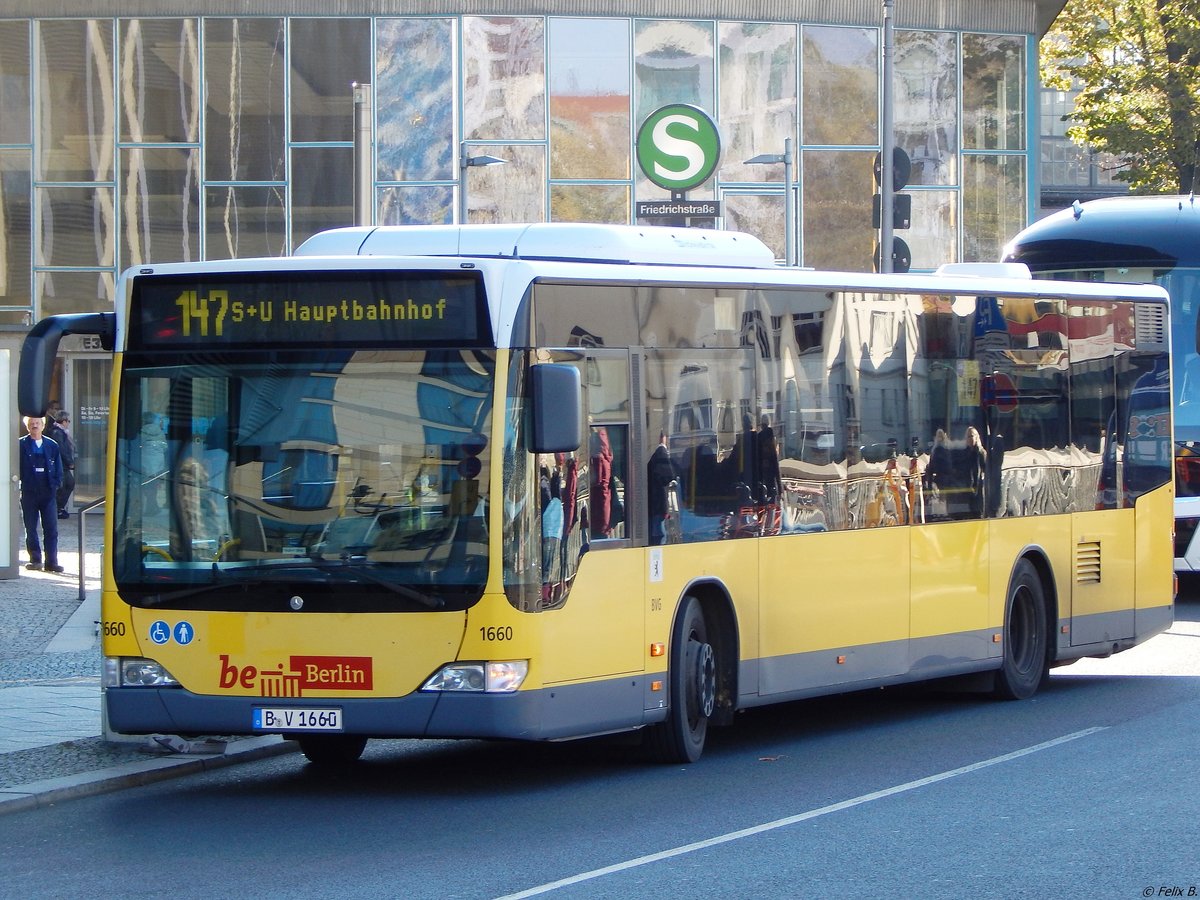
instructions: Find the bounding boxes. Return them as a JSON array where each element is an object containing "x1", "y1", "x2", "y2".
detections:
[{"x1": 0, "y1": 5, "x2": 1047, "y2": 502}]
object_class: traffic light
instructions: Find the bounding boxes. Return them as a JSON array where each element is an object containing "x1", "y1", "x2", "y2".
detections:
[
  {"x1": 873, "y1": 237, "x2": 912, "y2": 274},
  {"x1": 872, "y1": 146, "x2": 912, "y2": 230}
]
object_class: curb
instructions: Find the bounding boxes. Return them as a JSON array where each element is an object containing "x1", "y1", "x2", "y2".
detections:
[{"x1": 0, "y1": 735, "x2": 299, "y2": 816}]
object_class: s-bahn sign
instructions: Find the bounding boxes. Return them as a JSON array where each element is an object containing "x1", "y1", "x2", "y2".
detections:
[{"x1": 635, "y1": 104, "x2": 722, "y2": 193}]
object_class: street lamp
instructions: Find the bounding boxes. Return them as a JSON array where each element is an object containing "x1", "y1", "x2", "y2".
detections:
[
  {"x1": 458, "y1": 142, "x2": 507, "y2": 224},
  {"x1": 744, "y1": 137, "x2": 795, "y2": 266}
]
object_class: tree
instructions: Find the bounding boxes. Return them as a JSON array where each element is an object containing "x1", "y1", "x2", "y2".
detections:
[{"x1": 1042, "y1": 0, "x2": 1200, "y2": 193}]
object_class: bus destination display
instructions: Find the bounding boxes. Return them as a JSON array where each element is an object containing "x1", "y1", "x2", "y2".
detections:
[{"x1": 131, "y1": 271, "x2": 487, "y2": 349}]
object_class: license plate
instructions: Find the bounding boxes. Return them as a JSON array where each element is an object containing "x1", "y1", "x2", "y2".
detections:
[{"x1": 252, "y1": 707, "x2": 343, "y2": 732}]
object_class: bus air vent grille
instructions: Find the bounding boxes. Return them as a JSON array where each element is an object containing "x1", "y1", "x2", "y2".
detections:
[
  {"x1": 1134, "y1": 304, "x2": 1167, "y2": 350},
  {"x1": 1075, "y1": 540, "x2": 1101, "y2": 584}
]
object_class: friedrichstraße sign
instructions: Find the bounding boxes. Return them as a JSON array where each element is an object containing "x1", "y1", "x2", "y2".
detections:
[
  {"x1": 635, "y1": 199, "x2": 722, "y2": 218},
  {"x1": 635, "y1": 104, "x2": 722, "y2": 193}
]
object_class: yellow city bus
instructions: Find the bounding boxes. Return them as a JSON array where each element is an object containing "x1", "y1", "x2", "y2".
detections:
[{"x1": 19, "y1": 224, "x2": 1174, "y2": 765}]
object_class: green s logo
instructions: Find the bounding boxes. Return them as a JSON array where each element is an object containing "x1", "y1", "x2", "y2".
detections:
[{"x1": 636, "y1": 104, "x2": 722, "y2": 192}]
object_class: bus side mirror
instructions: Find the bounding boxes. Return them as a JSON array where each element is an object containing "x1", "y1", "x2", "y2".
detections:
[
  {"x1": 530, "y1": 363, "x2": 581, "y2": 453},
  {"x1": 18, "y1": 312, "x2": 116, "y2": 417}
]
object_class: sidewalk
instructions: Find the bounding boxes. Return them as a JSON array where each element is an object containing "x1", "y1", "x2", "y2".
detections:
[{"x1": 0, "y1": 510, "x2": 293, "y2": 814}]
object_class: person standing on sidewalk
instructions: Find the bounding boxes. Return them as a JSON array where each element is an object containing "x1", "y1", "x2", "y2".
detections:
[
  {"x1": 18, "y1": 415, "x2": 64, "y2": 573},
  {"x1": 46, "y1": 410, "x2": 75, "y2": 518}
]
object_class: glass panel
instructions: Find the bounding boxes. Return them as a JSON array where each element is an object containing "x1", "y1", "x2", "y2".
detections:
[
  {"x1": 963, "y1": 154, "x2": 1025, "y2": 263},
  {"x1": 0, "y1": 20, "x2": 31, "y2": 144},
  {"x1": 204, "y1": 18, "x2": 286, "y2": 182},
  {"x1": 118, "y1": 19, "x2": 199, "y2": 144},
  {"x1": 37, "y1": 20, "x2": 116, "y2": 181},
  {"x1": 36, "y1": 269, "x2": 114, "y2": 318},
  {"x1": 37, "y1": 185, "x2": 115, "y2": 267},
  {"x1": 549, "y1": 18, "x2": 630, "y2": 180},
  {"x1": 112, "y1": 349, "x2": 495, "y2": 613},
  {"x1": 121, "y1": 146, "x2": 200, "y2": 266},
  {"x1": 463, "y1": 17, "x2": 545, "y2": 141},
  {"x1": 289, "y1": 18, "x2": 370, "y2": 143},
  {"x1": 549, "y1": 183, "x2": 629, "y2": 223},
  {"x1": 723, "y1": 192, "x2": 785, "y2": 261},
  {"x1": 71, "y1": 357, "x2": 112, "y2": 504},
  {"x1": 719, "y1": 23, "x2": 796, "y2": 184},
  {"x1": 801, "y1": 149, "x2": 873, "y2": 271},
  {"x1": 905, "y1": 190, "x2": 958, "y2": 270},
  {"x1": 462, "y1": 143, "x2": 544, "y2": 224},
  {"x1": 379, "y1": 185, "x2": 454, "y2": 225},
  {"x1": 290, "y1": 146, "x2": 353, "y2": 249},
  {"x1": 895, "y1": 30, "x2": 958, "y2": 186},
  {"x1": 963, "y1": 33, "x2": 1025, "y2": 151},
  {"x1": 634, "y1": 20, "x2": 715, "y2": 200},
  {"x1": 0, "y1": 150, "x2": 31, "y2": 308},
  {"x1": 205, "y1": 185, "x2": 286, "y2": 260},
  {"x1": 802, "y1": 25, "x2": 877, "y2": 147},
  {"x1": 377, "y1": 18, "x2": 455, "y2": 182}
]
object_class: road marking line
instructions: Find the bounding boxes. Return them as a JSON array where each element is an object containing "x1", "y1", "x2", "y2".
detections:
[{"x1": 497, "y1": 727, "x2": 1106, "y2": 899}]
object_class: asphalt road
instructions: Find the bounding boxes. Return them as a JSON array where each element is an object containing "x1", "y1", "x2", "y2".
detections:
[{"x1": 2, "y1": 598, "x2": 1198, "y2": 900}]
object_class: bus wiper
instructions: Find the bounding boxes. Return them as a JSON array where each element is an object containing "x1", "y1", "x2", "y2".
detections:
[
  {"x1": 142, "y1": 565, "x2": 266, "y2": 607},
  {"x1": 306, "y1": 554, "x2": 444, "y2": 610}
]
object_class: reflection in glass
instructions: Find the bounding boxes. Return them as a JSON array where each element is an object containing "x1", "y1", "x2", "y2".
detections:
[
  {"x1": 119, "y1": 19, "x2": 199, "y2": 144},
  {"x1": 36, "y1": 269, "x2": 114, "y2": 318},
  {"x1": 906, "y1": 190, "x2": 958, "y2": 270},
  {"x1": 963, "y1": 34, "x2": 1025, "y2": 151},
  {"x1": 963, "y1": 154, "x2": 1025, "y2": 262},
  {"x1": 549, "y1": 18, "x2": 630, "y2": 180},
  {"x1": 37, "y1": 185, "x2": 115, "y2": 268},
  {"x1": 723, "y1": 193, "x2": 785, "y2": 261},
  {"x1": 291, "y1": 146, "x2": 353, "y2": 249},
  {"x1": 463, "y1": 17, "x2": 545, "y2": 141},
  {"x1": 377, "y1": 18, "x2": 454, "y2": 182},
  {"x1": 204, "y1": 18, "x2": 286, "y2": 182},
  {"x1": 719, "y1": 22, "x2": 796, "y2": 184},
  {"x1": 289, "y1": 18, "x2": 370, "y2": 143},
  {"x1": 122, "y1": 147, "x2": 200, "y2": 266},
  {"x1": 0, "y1": 20, "x2": 31, "y2": 145},
  {"x1": 802, "y1": 150, "x2": 874, "y2": 271},
  {"x1": 550, "y1": 184, "x2": 629, "y2": 224},
  {"x1": 0, "y1": 150, "x2": 31, "y2": 308},
  {"x1": 205, "y1": 185, "x2": 286, "y2": 260},
  {"x1": 896, "y1": 30, "x2": 959, "y2": 186},
  {"x1": 113, "y1": 350, "x2": 495, "y2": 612},
  {"x1": 379, "y1": 185, "x2": 454, "y2": 226},
  {"x1": 37, "y1": 19, "x2": 115, "y2": 182},
  {"x1": 634, "y1": 20, "x2": 714, "y2": 201},
  {"x1": 464, "y1": 144, "x2": 545, "y2": 224},
  {"x1": 802, "y1": 25, "x2": 877, "y2": 147}
]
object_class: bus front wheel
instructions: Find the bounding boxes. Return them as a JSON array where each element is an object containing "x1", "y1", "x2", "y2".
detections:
[
  {"x1": 993, "y1": 559, "x2": 1049, "y2": 700},
  {"x1": 297, "y1": 734, "x2": 368, "y2": 767},
  {"x1": 647, "y1": 595, "x2": 717, "y2": 764}
]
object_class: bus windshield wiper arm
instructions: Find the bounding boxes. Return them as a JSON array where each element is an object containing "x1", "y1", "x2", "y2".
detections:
[{"x1": 306, "y1": 555, "x2": 444, "y2": 610}]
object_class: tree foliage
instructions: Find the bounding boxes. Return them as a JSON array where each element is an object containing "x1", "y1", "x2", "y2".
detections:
[{"x1": 1042, "y1": 0, "x2": 1200, "y2": 193}]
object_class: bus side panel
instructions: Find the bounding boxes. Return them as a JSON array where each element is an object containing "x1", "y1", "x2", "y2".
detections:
[
  {"x1": 757, "y1": 528, "x2": 908, "y2": 696},
  {"x1": 1135, "y1": 485, "x2": 1176, "y2": 633},
  {"x1": 909, "y1": 521, "x2": 990, "y2": 669},
  {"x1": 539, "y1": 546, "x2": 645, "y2": 685},
  {"x1": 1070, "y1": 509, "x2": 1135, "y2": 646}
]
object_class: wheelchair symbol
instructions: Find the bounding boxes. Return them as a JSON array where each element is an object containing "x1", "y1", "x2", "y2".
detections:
[{"x1": 149, "y1": 620, "x2": 171, "y2": 645}]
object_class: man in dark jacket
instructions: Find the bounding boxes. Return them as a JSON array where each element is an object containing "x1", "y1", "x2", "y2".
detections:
[
  {"x1": 647, "y1": 432, "x2": 679, "y2": 545},
  {"x1": 46, "y1": 410, "x2": 76, "y2": 518},
  {"x1": 19, "y1": 415, "x2": 64, "y2": 573}
]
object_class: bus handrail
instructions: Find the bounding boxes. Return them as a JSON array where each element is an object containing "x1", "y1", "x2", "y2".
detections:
[{"x1": 76, "y1": 496, "x2": 105, "y2": 603}]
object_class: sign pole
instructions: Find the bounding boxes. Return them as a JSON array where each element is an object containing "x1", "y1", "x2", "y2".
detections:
[{"x1": 880, "y1": 0, "x2": 895, "y2": 273}]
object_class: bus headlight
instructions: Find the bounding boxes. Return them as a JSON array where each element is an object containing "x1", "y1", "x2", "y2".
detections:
[
  {"x1": 104, "y1": 657, "x2": 180, "y2": 688},
  {"x1": 421, "y1": 660, "x2": 529, "y2": 694}
]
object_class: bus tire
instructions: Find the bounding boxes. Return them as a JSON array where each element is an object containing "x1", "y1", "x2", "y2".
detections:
[
  {"x1": 992, "y1": 559, "x2": 1049, "y2": 700},
  {"x1": 297, "y1": 734, "x2": 368, "y2": 766},
  {"x1": 647, "y1": 595, "x2": 717, "y2": 764}
]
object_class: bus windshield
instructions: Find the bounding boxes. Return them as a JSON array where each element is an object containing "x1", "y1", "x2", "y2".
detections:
[{"x1": 111, "y1": 348, "x2": 494, "y2": 613}]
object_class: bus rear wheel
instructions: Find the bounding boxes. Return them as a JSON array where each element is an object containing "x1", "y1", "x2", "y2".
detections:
[
  {"x1": 992, "y1": 559, "x2": 1049, "y2": 700},
  {"x1": 297, "y1": 734, "x2": 368, "y2": 766},
  {"x1": 647, "y1": 596, "x2": 717, "y2": 764}
]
